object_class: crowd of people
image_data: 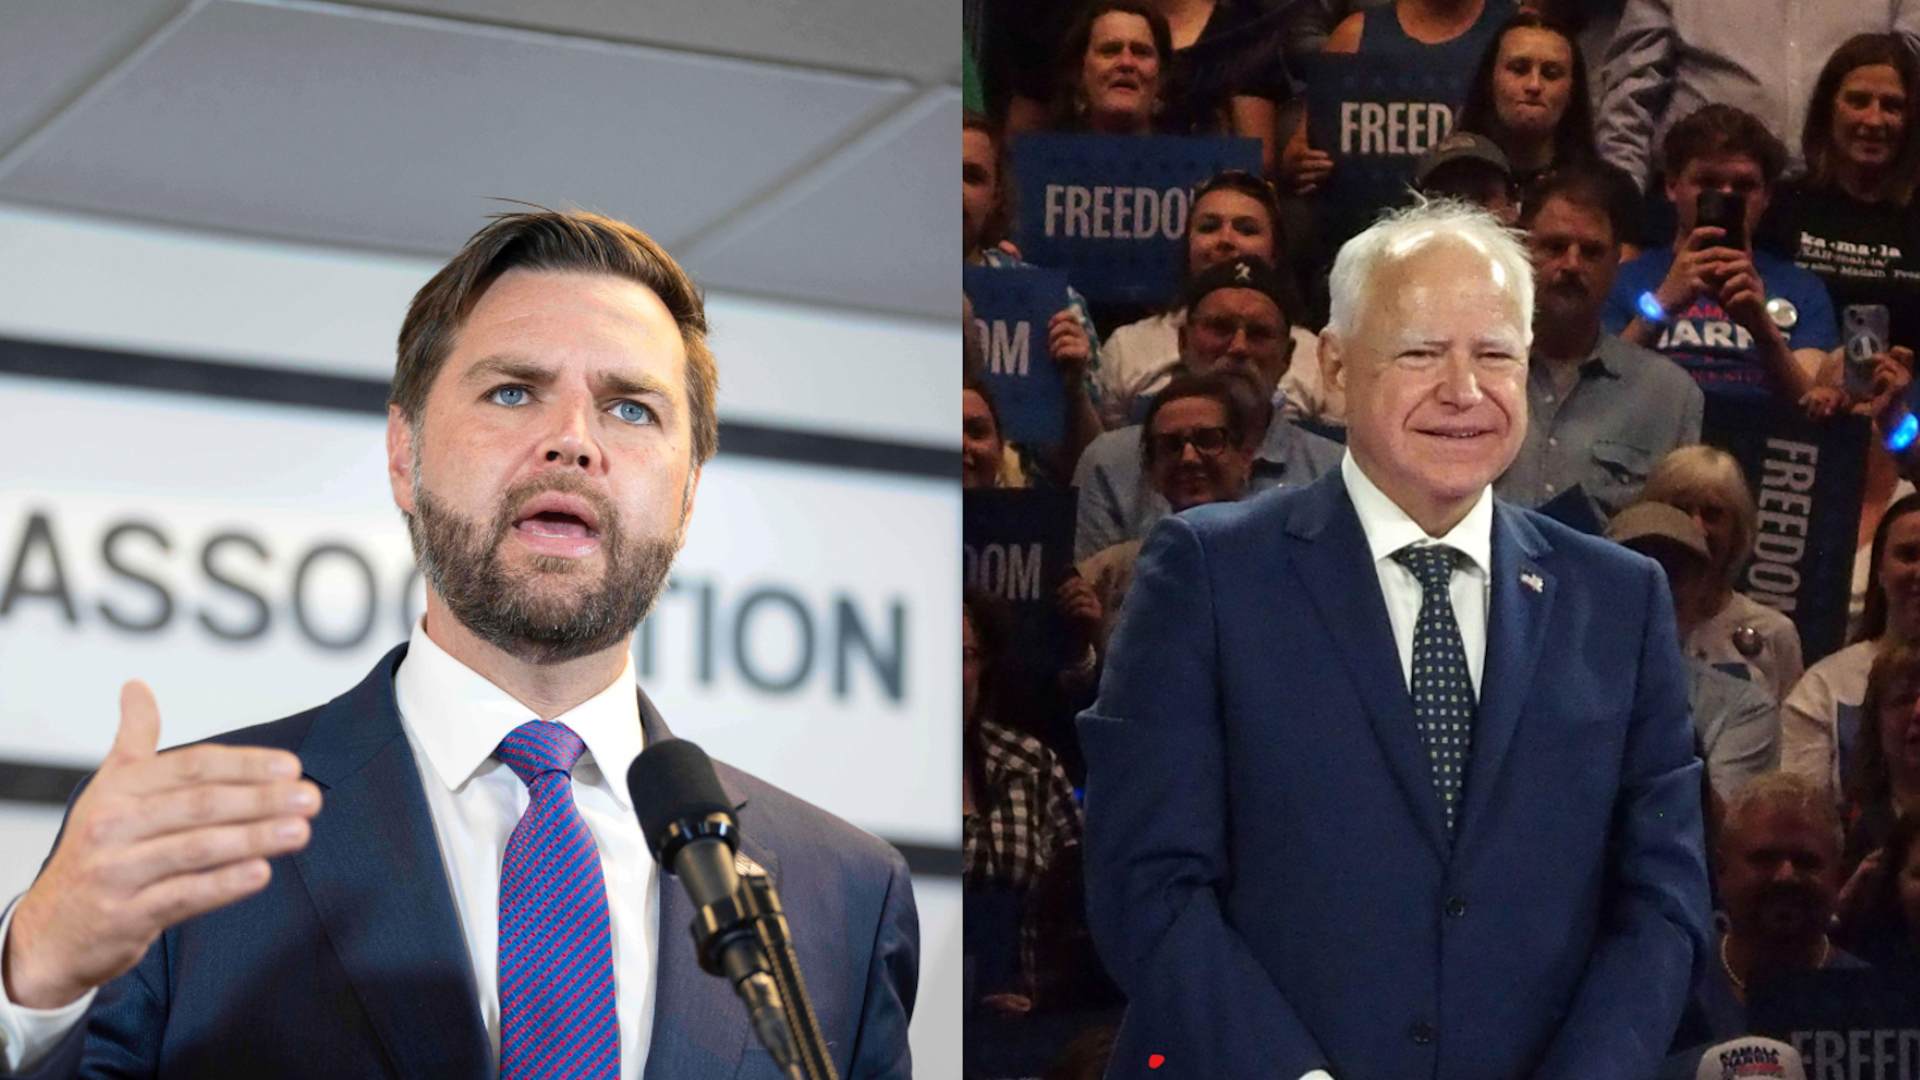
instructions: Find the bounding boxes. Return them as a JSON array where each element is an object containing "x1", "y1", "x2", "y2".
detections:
[{"x1": 963, "y1": 2, "x2": 1920, "y2": 1077}]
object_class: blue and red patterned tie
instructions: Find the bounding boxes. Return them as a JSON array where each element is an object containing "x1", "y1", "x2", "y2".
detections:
[{"x1": 497, "y1": 721, "x2": 620, "y2": 1079}]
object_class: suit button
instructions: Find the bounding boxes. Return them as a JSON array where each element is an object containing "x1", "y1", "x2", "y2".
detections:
[
  {"x1": 1445, "y1": 896, "x2": 1467, "y2": 918},
  {"x1": 1411, "y1": 1022, "x2": 1436, "y2": 1045}
]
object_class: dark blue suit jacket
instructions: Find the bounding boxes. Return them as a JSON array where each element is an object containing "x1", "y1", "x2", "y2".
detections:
[
  {"x1": 1080, "y1": 472, "x2": 1711, "y2": 1079},
  {"x1": 12, "y1": 645, "x2": 917, "y2": 1079}
]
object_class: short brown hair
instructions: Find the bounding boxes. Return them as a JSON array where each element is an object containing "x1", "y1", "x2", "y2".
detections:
[
  {"x1": 1661, "y1": 104, "x2": 1788, "y2": 184},
  {"x1": 392, "y1": 209, "x2": 719, "y2": 466}
]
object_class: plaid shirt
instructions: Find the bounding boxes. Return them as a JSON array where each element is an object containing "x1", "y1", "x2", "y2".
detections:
[{"x1": 964, "y1": 720, "x2": 1082, "y2": 891}]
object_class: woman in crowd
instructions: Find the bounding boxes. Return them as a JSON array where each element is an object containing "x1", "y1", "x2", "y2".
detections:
[
  {"x1": 1764, "y1": 33, "x2": 1920, "y2": 360},
  {"x1": 1784, "y1": 492, "x2": 1920, "y2": 798},
  {"x1": 964, "y1": 113, "x2": 1104, "y2": 467},
  {"x1": 1453, "y1": 12, "x2": 1597, "y2": 191},
  {"x1": 1641, "y1": 447, "x2": 1805, "y2": 705},
  {"x1": 1043, "y1": 1, "x2": 1175, "y2": 136},
  {"x1": 1011, "y1": 0, "x2": 1287, "y2": 172},
  {"x1": 1764, "y1": 35, "x2": 1920, "y2": 593},
  {"x1": 1842, "y1": 644, "x2": 1920, "y2": 865},
  {"x1": 1836, "y1": 808, "x2": 1920, "y2": 970},
  {"x1": 962, "y1": 591, "x2": 1083, "y2": 1011},
  {"x1": 963, "y1": 375, "x2": 1026, "y2": 490},
  {"x1": 1094, "y1": 170, "x2": 1337, "y2": 427}
]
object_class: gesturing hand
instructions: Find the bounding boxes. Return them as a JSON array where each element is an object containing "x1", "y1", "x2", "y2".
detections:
[{"x1": 1, "y1": 681, "x2": 322, "y2": 1009}]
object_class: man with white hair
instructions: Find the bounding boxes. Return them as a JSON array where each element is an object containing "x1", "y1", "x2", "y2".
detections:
[{"x1": 1081, "y1": 199, "x2": 1711, "y2": 1079}]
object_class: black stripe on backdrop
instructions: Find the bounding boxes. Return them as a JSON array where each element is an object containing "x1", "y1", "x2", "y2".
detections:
[
  {"x1": 0, "y1": 760, "x2": 961, "y2": 879},
  {"x1": 0, "y1": 337, "x2": 955, "y2": 479},
  {"x1": 0, "y1": 336, "x2": 961, "y2": 877}
]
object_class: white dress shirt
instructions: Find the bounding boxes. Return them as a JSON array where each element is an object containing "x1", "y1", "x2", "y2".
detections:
[
  {"x1": 1277, "y1": 463, "x2": 1494, "y2": 1080},
  {"x1": 1341, "y1": 452, "x2": 1494, "y2": 697},
  {"x1": 0, "y1": 620, "x2": 660, "y2": 1077}
]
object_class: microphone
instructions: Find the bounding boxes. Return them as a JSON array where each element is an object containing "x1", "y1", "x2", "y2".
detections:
[{"x1": 629, "y1": 740, "x2": 798, "y2": 1070}]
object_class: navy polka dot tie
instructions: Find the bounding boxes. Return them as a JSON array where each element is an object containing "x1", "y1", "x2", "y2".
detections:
[{"x1": 1391, "y1": 544, "x2": 1475, "y2": 836}]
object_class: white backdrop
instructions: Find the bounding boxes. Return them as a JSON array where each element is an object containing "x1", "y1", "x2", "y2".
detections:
[{"x1": 0, "y1": 204, "x2": 959, "y2": 1070}]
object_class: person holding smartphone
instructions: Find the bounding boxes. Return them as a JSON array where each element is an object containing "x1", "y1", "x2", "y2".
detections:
[
  {"x1": 1605, "y1": 105, "x2": 1841, "y2": 413},
  {"x1": 1761, "y1": 33, "x2": 1920, "y2": 424}
]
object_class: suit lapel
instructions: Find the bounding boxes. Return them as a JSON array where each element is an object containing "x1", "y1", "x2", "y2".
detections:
[
  {"x1": 290, "y1": 647, "x2": 491, "y2": 1078},
  {"x1": 1458, "y1": 503, "x2": 1555, "y2": 847},
  {"x1": 636, "y1": 690, "x2": 780, "y2": 1080},
  {"x1": 1286, "y1": 474, "x2": 1449, "y2": 859}
]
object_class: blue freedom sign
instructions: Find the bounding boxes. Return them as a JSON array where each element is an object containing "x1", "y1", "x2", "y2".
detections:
[
  {"x1": 963, "y1": 488, "x2": 1077, "y2": 680},
  {"x1": 965, "y1": 264, "x2": 1070, "y2": 447},
  {"x1": 1701, "y1": 397, "x2": 1870, "y2": 664},
  {"x1": 1009, "y1": 133, "x2": 1261, "y2": 307},
  {"x1": 1750, "y1": 968, "x2": 1920, "y2": 1080},
  {"x1": 1302, "y1": 53, "x2": 1465, "y2": 246}
]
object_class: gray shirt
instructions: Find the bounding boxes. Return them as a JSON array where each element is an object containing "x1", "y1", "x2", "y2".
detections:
[
  {"x1": 1070, "y1": 412, "x2": 1344, "y2": 560},
  {"x1": 1495, "y1": 331, "x2": 1703, "y2": 521},
  {"x1": 1686, "y1": 657, "x2": 1780, "y2": 801},
  {"x1": 1596, "y1": 1, "x2": 1920, "y2": 188}
]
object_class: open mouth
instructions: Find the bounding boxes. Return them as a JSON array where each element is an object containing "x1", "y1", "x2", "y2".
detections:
[
  {"x1": 517, "y1": 511, "x2": 595, "y2": 538},
  {"x1": 510, "y1": 493, "x2": 604, "y2": 557}
]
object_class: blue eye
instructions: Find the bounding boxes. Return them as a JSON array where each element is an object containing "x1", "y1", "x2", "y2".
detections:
[
  {"x1": 488, "y1": 385, "x2": 529, "y2": 407},
  {"x1": 613, "y1": 400, "x2": 654, "y2": 425}
]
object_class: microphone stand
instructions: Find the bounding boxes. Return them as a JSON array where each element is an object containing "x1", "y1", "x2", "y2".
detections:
[
  {"x1": 689, "y1": 869, "x2": 838, "y2": 1080},
  {"x1": 739, "y1": 870, "x2": 836, "y2": 1080}
]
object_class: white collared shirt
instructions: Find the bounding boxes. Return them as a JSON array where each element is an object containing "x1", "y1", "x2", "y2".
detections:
[
  {"x1": 0, "y1": 621, "x2": 659, "y2": 1077},
  {"x1": 1341, "y1": 452, "x2": 1495, "y2": 697}
]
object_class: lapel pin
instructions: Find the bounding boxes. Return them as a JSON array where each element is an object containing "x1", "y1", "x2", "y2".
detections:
[{"x1": 1520, "y1": 572, "x2": 1544, "y2": 594}]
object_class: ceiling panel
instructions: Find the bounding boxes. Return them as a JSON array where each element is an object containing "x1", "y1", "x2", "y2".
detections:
[
  {"x1": 0, "y1": 0, "x2": 186, "y2": 152},
  {"x1": 682, "y1": 87, "x2": 959, "y2": 318},
  {"x1": 0, "y1": 0, "x2": 909, "y2": 255},
  {"x1": 340, "y1": 0, "x2": 955, "y2": 84}
]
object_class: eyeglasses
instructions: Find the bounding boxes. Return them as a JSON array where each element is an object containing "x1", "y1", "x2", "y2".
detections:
[{"x1": 1149, "y1": 426, "x2": 1232, "y2": 459}]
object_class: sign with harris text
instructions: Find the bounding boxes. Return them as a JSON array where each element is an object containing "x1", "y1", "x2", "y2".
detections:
[
  {"x1": 964, "y1": 264, "x2": 1069, "y2": 447},
  {"x1": 1009, "y1": 133, "x2": 1261, "y2": 308}
]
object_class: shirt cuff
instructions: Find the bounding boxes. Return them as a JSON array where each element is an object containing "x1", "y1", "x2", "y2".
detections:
[{"x1": 0, "y1": 896, "x2": 95, "y2": 1074}]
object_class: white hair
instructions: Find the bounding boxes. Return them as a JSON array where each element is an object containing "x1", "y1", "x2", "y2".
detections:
[{"x1": 1325, "y1": 197, "x2": 1535, "y2": 344}]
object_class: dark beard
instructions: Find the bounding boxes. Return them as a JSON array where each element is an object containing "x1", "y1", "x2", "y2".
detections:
[{"x1": 406, "y1": 474, "x2": 680, "y2": 664}]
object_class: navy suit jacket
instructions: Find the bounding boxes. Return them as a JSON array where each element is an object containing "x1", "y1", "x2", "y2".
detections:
[
  {"x1": 12, "y1": 645, "x2": 917, "y2": 1079},
  {"x1": 1080, "y1": 471, "x2": 1711, "y2": 1079}
]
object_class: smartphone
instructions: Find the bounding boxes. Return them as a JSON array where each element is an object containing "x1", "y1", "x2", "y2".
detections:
[
  {"x1": 1695, "y1": 190, "x2": 1746, "y2": 250},
  {"x1": 1844, "y1": 304, "x2": 1892, "y2": 398}
]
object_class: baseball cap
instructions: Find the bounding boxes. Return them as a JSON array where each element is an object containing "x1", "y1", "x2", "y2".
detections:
[
  {"x1": 1605, "y1": 501, "x2": 1710, "y2": 563},
  {"x1": 1182, "y1": 256, "x2": 1300, "y2": 324},
  {"x1": 1414, "y1": 131, "x2": 1513, "y2": 188}
]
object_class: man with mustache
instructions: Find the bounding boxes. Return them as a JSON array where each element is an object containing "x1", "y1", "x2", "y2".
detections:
[
  {"x1": 1497, "y1": 164, "x2": 1702, "y2": 521},
  {"x1": 0, "y1": 211, "x2": 918, "y2": 1079},
  {"x1": 1665, "y1": 772, "x2": 1865, "y2": 1074},
  {"x1": 1071, "y1": 256, "x2": 1341, "y2": 559}
]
